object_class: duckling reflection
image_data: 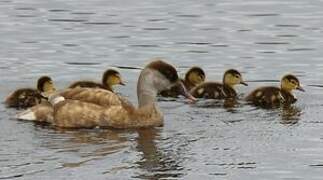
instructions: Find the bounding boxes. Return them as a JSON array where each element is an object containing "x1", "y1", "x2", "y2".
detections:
[
  {"x1": 279, "y1": 105, "x2": 302, "y2": 125},
  {"x1": 193, "y1": 98, "x2": 239, "y2": 109},
  {"x1": 135, "y1": 128, "x2": 184, "y2": 179}
]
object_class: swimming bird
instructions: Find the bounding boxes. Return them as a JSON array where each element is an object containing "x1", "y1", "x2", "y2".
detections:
[
  {"x1": 17, "y1": 59, "x2": 196, "y2": 128},
  {"x1": 69, "y1": 69, "x2": 125, "y2": 92},
  {"x1": 159, "y1": 66, "x2": 205, "y2": 97},
  {"x1": 245, "y1": 74, "x2": 304, "y2": 107},
  {"x1": 190, "y1": 69, "x2": 247, "y2": 99},
  {"x1": 5, "y1": 76, "x2": 56, "y2": 109}
]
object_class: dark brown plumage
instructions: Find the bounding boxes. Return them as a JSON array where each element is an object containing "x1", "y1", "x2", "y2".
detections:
[
  {"x1": 245, "y1": 74, "x2": 304, "y2": 107},
  {"x1": 5, "y1": 76, "x2": 55, "y2": 109},
  {"x1": 160, "y1": 66, "x2": 205, "y2": 98},
  {"x1": 147, "y1": 60, "x2": 179, "y2": 83},
  {"x1": 190, "y1": 69, "x2": 247, "y2": 99},
  {"x1": 69, "y1": 69, "x2": 124, "y2": 92},
  {"x1": 190, "y1": 82, "x2": 237, "y2": 99}
]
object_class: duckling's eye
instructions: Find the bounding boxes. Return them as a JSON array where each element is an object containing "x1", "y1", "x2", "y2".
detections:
[
  {"x1": 235, "y1": 75, "x2": 240, "y2": 79},
  {"x1": 290, "y1": 80, "x2": 296, "y2": 85}
]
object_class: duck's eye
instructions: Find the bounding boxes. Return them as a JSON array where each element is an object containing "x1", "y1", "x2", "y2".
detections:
[{"x1": 235, "y1": 75, "x2": 240, "y2": 78}]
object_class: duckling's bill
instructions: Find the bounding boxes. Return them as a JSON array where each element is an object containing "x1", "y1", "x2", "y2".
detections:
[
  {"x1": 296, "y1": 85, "x2": 305, "y2": 92},
  {"x1": 240, "y1": 81, "x2": 248, "y2": 86}
]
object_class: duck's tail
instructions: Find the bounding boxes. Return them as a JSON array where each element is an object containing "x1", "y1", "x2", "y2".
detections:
[
  {"x1": 16, "y1": 103, "x2": 54, "y2": 124},
  {"x1": 16, "y1": 109, "x2": 36, "y2": 121}
]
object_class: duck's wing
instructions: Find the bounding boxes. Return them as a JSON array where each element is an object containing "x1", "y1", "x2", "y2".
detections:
[
  {"x1": 59, "y1": 87, "x2": 122, "y2": 107},
  {"x1": 53, "y1": 100, "x2": 107, "y2": 128}
]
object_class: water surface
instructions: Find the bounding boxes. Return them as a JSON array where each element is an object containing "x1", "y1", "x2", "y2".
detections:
[{"x1": 1, "y1": 0, "x2": 323, "y2": 179}]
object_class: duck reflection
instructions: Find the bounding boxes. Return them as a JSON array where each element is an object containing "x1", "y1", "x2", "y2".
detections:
[
  {"x1": 279, "y1": 105, "x2": 302, "y2": 125},
  {"x1": 134, "y1": 128, "x2": 184, "y2": 179}
]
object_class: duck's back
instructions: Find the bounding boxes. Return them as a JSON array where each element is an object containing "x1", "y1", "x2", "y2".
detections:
[
  {"x1": 190, "y1": 82, "x2": 235, "y2": 99},
  {"x1": 59, "y1": 87, "x2": 122, "y2": 107},
  {"x1": 245, "y1": 86, "x2": 283, "y2": 107},
  {"x1": 5, "y1": 88, "x2": 43, "y2": 108}
]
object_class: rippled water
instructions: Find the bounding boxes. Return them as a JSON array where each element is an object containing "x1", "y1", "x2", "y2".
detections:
[{"x1": 1, "y1": 0, "x2": 323, "y2": 179}]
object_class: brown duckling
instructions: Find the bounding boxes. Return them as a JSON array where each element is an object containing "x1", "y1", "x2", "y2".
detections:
[
  {"x1": 17, "y1": 59, "x2": 196, "y2": 129},
  {"x1": 160, "y1": 66, "x2": 205, "y2": 97},
  {"x1": 5, "y1": 76, "x2": 56, "y2": 109},
  {"x1": 190, "y1": 69, "x2": 247, "y2": 99},
  {"x1": 69, "y1": 69, "x2": 125, "y2": 92},
  {"x1": 245, "y1": 74, "x2": 304, "y2": 107}
]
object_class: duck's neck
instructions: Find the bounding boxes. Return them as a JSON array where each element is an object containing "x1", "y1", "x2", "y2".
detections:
[
  {"x1": 137, "y1": 69, "x2": 159, "y2": 108},
  {"x1": 104, "y1": 84, "x2": 113, "y2": 92}
]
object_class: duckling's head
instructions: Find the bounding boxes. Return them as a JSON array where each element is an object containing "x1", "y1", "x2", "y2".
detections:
[
  {"x1": 144, "y1": 59, "x2": 196, "y2": 101},
  {"x1": 37, "y1": 76, "x2": 56, "y2": 96},
  {"x1": 281, "y1": 74, "x2": 304, "y2": 92},
  {"x1": 102, "y1": 69, "x2": 125, "y2": 88},
  {"x1": 185, "y1": 66, "x2": 205, "y2": 86},
  {"x1": 223, "y1": 69, "x2": 248, "y2": 87}
]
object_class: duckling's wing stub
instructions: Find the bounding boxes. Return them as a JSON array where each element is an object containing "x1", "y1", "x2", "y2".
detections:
[
  {"x1": 5, "y1": 88, "x2": 43, "y2": 108},
  {"x1": 190, "y1": 82, "x2": 227, "y2": 99},
  {"x1": 245, "y1": 86, "x2": 283, "y2": 107}
]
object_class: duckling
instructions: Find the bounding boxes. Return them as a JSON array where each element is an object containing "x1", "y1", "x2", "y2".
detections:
[
  {"x1": 69, "y1": 69, "x2": 125, "y2": 92},
  {"x1": 5, "y1": 76, "x2": 56, "y2": 109},
  {"x1": 17, "y1": 59, "x2": 196, "y2": 128},
  {"x1": 159, "y1": 66, "x2": 205, "y2": 97},
  {"x1": 245, "y1": 74, "x2": 304, "y2": 107},
  {"x1": 190, "y1": 69, "x2": 247, "y2": 99}
]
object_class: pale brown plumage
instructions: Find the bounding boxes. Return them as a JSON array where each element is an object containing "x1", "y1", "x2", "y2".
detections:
[{"x1": 17, "y1": 59, "x2": 196, "y2": 129}]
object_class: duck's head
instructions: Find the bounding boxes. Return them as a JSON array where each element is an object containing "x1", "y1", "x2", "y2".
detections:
[
  {"x1": 37, "y1": 76, "x2": 56, "y2": 97},
  {"x1": 281, "y1": 74, "x2": 305, "y2": 92},
  {"x1": 102, "y1": 69, "x2": 125, "y2": 88},
  {"x1": 185, "y1": 66, "x2": 205, "y2": 86},
  {"x1": 223, "y1": 69, "x2": 248, "y2": 87},
  {"x1": 144, "y1": 60, "x2": 196, "y2": 101}
]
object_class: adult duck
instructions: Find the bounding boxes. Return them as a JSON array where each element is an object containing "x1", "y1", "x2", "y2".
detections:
[{"x1": 17, "y1": 59, "x2": 196, "y2": 128}]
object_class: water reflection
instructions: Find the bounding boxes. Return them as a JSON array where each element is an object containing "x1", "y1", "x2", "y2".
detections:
[
  {"x1": 134, "y1": 128, "x2": 184, "y2": 179},
  {"x1": 279, "y1": 105, "x2": 302, "y2": 125}
]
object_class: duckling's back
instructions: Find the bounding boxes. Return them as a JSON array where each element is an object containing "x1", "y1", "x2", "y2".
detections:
[
  {"x1": 5, "y1": 88, "x2": 43, "y2": 108},
  {"x1": 69, "y1": 81, "x2": 109, "y2": 90},
  {"x1": 245, "y1": 86, "x2": 283, "y2": 107},
  {"x1": 190, "y1": 82, "x2": 236, "y2": 99}
]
